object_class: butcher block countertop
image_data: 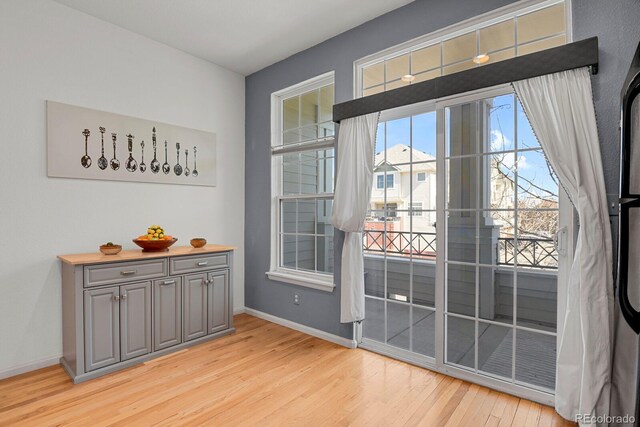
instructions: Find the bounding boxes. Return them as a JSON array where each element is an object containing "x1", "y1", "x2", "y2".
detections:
[{"x1": 58, "y1": 244, "x2": 236, "y2": 266}]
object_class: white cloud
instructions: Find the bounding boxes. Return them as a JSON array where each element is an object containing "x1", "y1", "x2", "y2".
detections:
[{"x1": 490, "y1": 129, "x2": 511, "y2": 151}]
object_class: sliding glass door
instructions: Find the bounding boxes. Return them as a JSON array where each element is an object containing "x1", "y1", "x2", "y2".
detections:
[{"x1": 360, "y1": 86, "x2": 569, "y2": 401}]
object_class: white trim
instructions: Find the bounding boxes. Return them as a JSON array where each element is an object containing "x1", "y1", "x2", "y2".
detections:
[
  {"x1": 244, "y1": 307, "x2": 356, "y2": 348},
  {"x1": 266, "y1": 269, "x2": 335, "y2": 292},
  {"x1": 354, "y1": 0, "x2": 570, "y2": 98},
  {"x1": 233, "y1": 307, "x2": 246, "y2": 315},
  {"x1": 0, "y1": 355, "x2": 60, "y2": 380}
]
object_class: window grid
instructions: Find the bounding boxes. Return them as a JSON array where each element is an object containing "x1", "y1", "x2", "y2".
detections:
[{"x1": 360, "y1": 1, "x2": 566, "y2": 96}]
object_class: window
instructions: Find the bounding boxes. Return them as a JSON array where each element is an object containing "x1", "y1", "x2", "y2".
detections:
[
  {"x1": 386, "y1": 174, "x2": 394, "y2": 188},
  {"x1": 268, "y1": 72, "x2": 335, "y2": 291},
  {"x1": 417, "y1": 172, "x2": 426, "y2": 182},
  {"x1": 357, "y1": 0, "x2": 569, "y2": 97},
  {"x1": 376, "y1": 175, "x2": 384, "y2": 189},
  {"x1": 409, "y1": 202, "x2": 423, "y2": 216}
]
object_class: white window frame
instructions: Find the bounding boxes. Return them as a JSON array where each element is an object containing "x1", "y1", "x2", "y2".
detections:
[
  {"x1": 267, "y1": 71, "x2": 336, "y2": 292},
  {"x1": 353, "y1": 0, "x2": 572, "y2": 99},
  {"x1": 409, "y1": 202, "x2": 423, "y2": 216}
]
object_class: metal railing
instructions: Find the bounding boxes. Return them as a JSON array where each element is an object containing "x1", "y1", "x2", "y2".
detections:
[
  {"x1": 497, "y1": 237, "x2": 557, "y2": 269},
  {"x1": 362, "y1": 230, "x2": 558, "y2": 269}
]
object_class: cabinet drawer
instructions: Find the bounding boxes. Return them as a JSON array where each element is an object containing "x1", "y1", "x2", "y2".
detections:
[
  {"x1": 170, "y1": 253, "x2": 229, "y2": 275},
  {"x1": 84, "y1": 259, "x2": 168, "y2": 288}
]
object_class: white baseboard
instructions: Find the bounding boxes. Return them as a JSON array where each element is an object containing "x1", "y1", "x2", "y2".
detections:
[
  {"x1": 244, "y1": 307, "x2": 357, "y2": 349},
  {"x1": 0, "y1": 355, "x2": 60, "y2": 380},
  {"x1": 233, "y1": 306, "x2": 246, "y2": 315}
]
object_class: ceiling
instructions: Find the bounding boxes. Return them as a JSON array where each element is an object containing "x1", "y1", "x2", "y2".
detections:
[{"x1": 53, "y1": 0, "x2": 413, "y2": 75}]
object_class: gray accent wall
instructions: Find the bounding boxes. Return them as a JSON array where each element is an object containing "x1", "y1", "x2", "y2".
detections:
[{"x1": 245, "y1": 0, "x2": 640, "y2": 339}]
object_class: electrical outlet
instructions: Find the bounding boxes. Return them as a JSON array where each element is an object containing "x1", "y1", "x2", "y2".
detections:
[{"x1": 294, "y1": 293, "x2": 300, "y2": 305}]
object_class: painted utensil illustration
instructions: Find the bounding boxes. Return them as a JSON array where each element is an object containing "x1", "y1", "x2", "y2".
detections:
[
  {"x1": 162, "y1": 140, "x2": 170, "y2": 174},
  {"x1": 125, "y1": 134, "x2": 138, "y2": 172},
  {"x1": 174, "y1": 143, "x2": 183, "y2": 176},
  {"x1": 192, "y1": 146, "x2": 198, "y2": 177},
  {"x1": 110, "y1": 133, "x2": 120, "y2": 170},
  {"x1": 150, "y1": 127, "x2": 160, "y2": 173},
  {"x1": 97, "y1": 127, "x2": 108, "y2": 170},
  {"x1": 139, "y1": 141, "x2": 147, "y2": 172},
  {"x1": 184, "y1": 149, "x2": 190, "y2": 176},
  {"x1": 81, "y1": 129, "x2": 92, "y2": 168}
]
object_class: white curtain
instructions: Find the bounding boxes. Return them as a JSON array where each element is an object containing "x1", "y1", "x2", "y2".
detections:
[
  {"x1": 513, "y1": 67, "x2": 614, "y2": 424},
  {"x1": 331, "y1": 113, "x2": 379, "y2": 323}
]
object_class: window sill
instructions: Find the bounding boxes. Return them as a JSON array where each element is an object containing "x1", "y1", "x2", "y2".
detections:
[{"x1": 266, "y1": 269, "x2": 335, "y2": 292}]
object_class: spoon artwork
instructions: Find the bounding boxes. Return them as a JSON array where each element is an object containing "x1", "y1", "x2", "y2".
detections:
[
  {"x1": 139, "y1": 141, "x2": 147, "y2": 173},
  {"x1": 97, "y1": 127, "x2": 108, "y2": 170},
  {"x1": 125, "y1": 134, "x2": 138, "y2": 172},
  {"x1": 150, "y1": 127, "x2": 160, "y2": 173},
  {"x1": 162, "y1": 140, "x2": 170, "y2": 174},
  {"x1": 81, "y1": 129, "x2": 92, "y2": 168},
  {"x1": 110, "y1": 133, "x2": 120, "y2": 170},
  {"x1": 192, "y1": 146, "x2": 198, "y2": 177},
  {"x1": 174, "y1": 142, "x2": 183, "y2": 176},
  {"x1": 184, "y1": 149, "x2": 190, "y2": 176}
]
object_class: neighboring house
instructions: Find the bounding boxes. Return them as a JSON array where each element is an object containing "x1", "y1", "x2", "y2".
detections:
[{"x1": 369, "y1": 144, "x2": 437, "y2": 233}]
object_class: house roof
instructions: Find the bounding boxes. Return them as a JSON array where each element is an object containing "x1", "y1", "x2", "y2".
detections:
[{"x1": 374, "y1": 144, "x2": 436, "y2": 173}]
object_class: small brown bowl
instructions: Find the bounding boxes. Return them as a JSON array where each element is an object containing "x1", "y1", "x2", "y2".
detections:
[
  {"x1": 100, "y1": 244, "x2": 122, "y2": 255},
  {"x1": 133, "y1": 238, "x2": 178, "y2": 252},
  {"x1": 190, "y1": 238, "x2": 207, "y2": 248}
]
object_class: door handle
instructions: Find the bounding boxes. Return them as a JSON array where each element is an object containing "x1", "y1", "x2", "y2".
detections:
[
  {"x1": 197, "y1": 261, "x2": 208, "y2": 267},
  {"x1": 553, "y1": 227, "x2": 567, "y2": 257},
  {"x1": 121, "y1": 293, "x2": 127, "y2": 300},
  {"x1": 113, "y1": 294, "x2": 120, "y2": 302},
  {"x1": 161, "y1": 280, "x2": 176, "y2": 286},
  {"x1": 120, "y1": 270, "x2": 136, "y2": 276}
]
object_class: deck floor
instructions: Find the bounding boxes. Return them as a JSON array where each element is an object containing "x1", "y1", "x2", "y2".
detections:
[
  {"x1": 0, "y1": 314, "x2": 570, "y2": 426},
  {"x1": 363, "y1": 298, "x2": 556, "y2": 389}
]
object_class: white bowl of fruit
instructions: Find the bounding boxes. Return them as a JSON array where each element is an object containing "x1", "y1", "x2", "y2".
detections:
[{"x1": 133, "y1": 225, "x2": 177, "y2": 252}]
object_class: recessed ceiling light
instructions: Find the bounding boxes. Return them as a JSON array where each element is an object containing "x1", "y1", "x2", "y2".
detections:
[
  {"x1": 473, "y1": 54, "x2": 490, "y2": 64},
  {"x1": 401, "y1": 74, "x2": 416, "y2": 82}
]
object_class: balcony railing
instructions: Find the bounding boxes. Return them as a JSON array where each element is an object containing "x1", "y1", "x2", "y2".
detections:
[
  {"x1": 497, "y1": 237, "x2": 557, "y2": 269},
  {"x1": 363, "y1": 230, "x2": 558, "y2": 269}
]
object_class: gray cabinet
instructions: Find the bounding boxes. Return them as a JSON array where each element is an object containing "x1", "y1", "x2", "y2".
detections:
[
  {"x1": 120, "y1": 282, "x2": 152, "y2": 361},
  {"x1": 61, "y1": 248, "x2": 235, "y2": 383},
  {"x1": 84, "y1": 286, "x2": 120, "y2": 371},
  {"x1": 208, "y1": 270, "x2": 229, "y2": 334},
  {"x1": 183, "y1": 273, "x2": 208, "y2": 342},
  {"x1": 153, "y1": 277, "x2": 182, "y2": 351}
]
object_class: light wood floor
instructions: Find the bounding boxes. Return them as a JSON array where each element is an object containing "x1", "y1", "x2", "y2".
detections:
[{"x1": 0, "y1": 314, "x2": 573, "y2": 426}]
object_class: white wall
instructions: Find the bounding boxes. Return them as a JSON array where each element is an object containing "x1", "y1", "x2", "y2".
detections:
[{"x1": 0, "y1": 0, "x2": 245, "y2": 376}]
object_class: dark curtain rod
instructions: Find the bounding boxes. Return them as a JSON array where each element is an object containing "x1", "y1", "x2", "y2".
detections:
[{"x1": 333, "y1": 37, "x2": 598, "y2": 123}]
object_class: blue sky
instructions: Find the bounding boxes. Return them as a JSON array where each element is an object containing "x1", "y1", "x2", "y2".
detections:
[{"x1": 375, "y1": 93, "x2": 558, "y2": 202}]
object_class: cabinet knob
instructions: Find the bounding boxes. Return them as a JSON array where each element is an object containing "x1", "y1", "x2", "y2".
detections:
[
  {"x1": 113, "y1": 295, "x2": 120, "y2": 301},
  {"x1": 203, "y1": 279, "x2": 210, "y2": 285},
  {"x1": 121, "y1": 293, "x2": 127, "y2": 300}
]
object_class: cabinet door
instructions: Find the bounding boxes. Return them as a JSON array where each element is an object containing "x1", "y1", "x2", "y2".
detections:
[
  {"x1": 183, "y1": 273, "x2": 208, "y2": 341},
  {"x1": 84, "y1": 286, "x2": 120, "y2": 371},
  {"x1": 153, "y1": 277, "x2": 182, "y2": 351},
  {"x1": 207, "y1": 270, "x2": 229, "y2": 334},
  {"x1": 120, "y1": 281, "x2": 152, "y2": 361}
]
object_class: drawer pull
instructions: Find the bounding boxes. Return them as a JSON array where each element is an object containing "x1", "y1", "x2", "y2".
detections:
[
  {"x1": 113, "y1": 295, "x2": 120, "y2": 302},
  {"x1": 120, "y1": 270, "x2": 137, "y2": 276},
  {"x1": 196, "y1": 261, "x2": 209, "y2": 267},
  {"x1": 161, "y1": 280, "x2": 176, "y2": 286}
]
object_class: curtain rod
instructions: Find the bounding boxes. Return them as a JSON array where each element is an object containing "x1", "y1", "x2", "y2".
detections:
[{"x1": 333, "y1": 37, "x2": 598, "y2": 123}]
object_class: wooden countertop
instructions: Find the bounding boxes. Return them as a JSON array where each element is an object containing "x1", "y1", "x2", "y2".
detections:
[{"x1": 58, "y1": 244, "x2": 236, "y2": 266}]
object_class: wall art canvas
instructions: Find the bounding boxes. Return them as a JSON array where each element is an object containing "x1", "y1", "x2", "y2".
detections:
[{"x1": 47, "y1": 101, "x2": 216, "y2": 187}]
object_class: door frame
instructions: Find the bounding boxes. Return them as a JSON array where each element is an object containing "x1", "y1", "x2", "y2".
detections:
[{"x1": 356, "y1": 83, "x2": 572, "y2": 407}]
